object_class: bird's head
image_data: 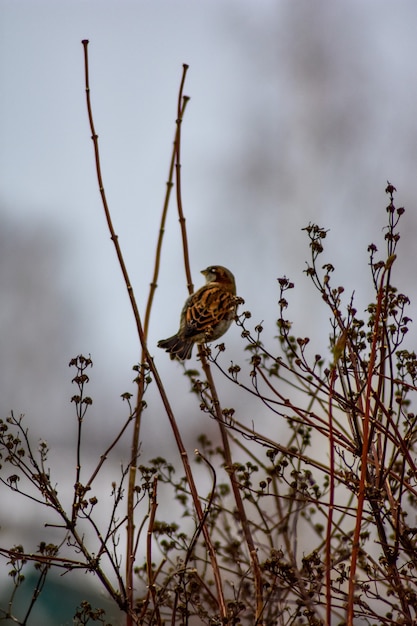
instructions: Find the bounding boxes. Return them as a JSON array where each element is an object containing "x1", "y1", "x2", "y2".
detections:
[{"x1": 201, "y1": 265, "x2": 236, "y2": 293}]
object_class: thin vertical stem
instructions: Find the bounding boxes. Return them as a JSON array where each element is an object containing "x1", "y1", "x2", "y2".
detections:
[
  {"x1": 325, "y1": 367, "x2": 337, "y2": 625},
  {"x1": 82, "y1": 43, "x2": 226, "y2": 622},
  {"x1": 200, "y1": 353, "x2": 264, "y2": 623},
  {"x1": 346, "y1": 266, "x2": 387, "y2": 625}
]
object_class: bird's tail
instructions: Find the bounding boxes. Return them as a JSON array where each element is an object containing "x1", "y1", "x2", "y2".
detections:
[{"x1": 157, "y1": 335, "x2": 193, "y2": 360}]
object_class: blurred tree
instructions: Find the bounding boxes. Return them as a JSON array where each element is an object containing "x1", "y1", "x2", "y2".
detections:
[{"x1": 0, "y1": 212, "x2": 73, "y2": 427}]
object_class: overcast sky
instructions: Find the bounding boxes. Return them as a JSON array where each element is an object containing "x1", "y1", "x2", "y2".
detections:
[{"x1": 2, "y1": 0, "x2": 417, "y2": 545}]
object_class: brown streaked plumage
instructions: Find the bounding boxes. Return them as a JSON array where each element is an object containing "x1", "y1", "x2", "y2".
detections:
[{"x1": 158, "y1": 265, "x2": 237, "y2": 360}]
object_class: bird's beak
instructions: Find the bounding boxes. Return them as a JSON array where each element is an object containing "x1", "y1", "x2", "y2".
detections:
[{"x1": 200, "y1": 268, "x2": 208, "y2": 276}]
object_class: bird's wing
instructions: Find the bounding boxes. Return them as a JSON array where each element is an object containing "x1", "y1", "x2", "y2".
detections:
[{"x1": 183, "y1": 285, "x2": 235, "y2": 339}]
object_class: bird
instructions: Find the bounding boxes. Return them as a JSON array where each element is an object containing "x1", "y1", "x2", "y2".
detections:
[{"x1": 158, "y1": 265, "x2": 237, "y2": 360}]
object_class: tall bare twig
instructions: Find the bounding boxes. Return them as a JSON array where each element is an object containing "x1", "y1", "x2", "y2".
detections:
[{"x1": 82, "y1": 42, "x2": 227, "y2": 623}]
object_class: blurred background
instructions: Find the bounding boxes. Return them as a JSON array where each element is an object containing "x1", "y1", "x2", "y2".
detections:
[{"x1": 1, "y1": 1, "x2": 417, "y2": 622}]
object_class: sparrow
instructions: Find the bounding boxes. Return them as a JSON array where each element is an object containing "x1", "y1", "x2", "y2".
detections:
[{"x1": 158, "y1": 265, "x2": 237, "y2": 360}]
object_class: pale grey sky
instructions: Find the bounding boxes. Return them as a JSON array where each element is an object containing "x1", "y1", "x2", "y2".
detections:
[{"x1": 2, "y1": 0, "x2": 417, "y2": 436}]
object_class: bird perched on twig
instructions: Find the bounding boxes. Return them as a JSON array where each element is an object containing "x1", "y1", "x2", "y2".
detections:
[{"x1": 158, "y1": 265, "x2": 237, "y2": 360}]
